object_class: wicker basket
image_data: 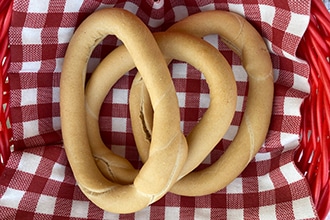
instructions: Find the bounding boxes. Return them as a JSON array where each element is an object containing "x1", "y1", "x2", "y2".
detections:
[
  {"x1": 295, "y1": 0, "x2": 330, "y2": 218},
  {"x1": 0, "y1": 0, "x2": 329, "y2": 219},
  {"x1": 0, "y1": 0, "x2": 13, "y2": 175}
]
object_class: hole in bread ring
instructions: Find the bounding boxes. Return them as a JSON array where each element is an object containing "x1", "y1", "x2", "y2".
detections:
[
  {"x1": 85, "y1": 32, "x2": 237, "y2": 187},
  {"x1": 60, "y1": 8, "x2": 187, "y2": 213},
  {"x1": 163, "y1": 10, "x2": 274, "y2": 196}
]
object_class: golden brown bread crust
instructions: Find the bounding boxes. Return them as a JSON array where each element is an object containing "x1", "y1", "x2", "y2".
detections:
[{"x1": 60, "y1": 8, "x2": 187, "y2": 213}]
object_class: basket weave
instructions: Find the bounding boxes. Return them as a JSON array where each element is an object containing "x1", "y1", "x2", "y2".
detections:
[
  {"x1": 295, "y1": 0, "x2": 330, "y2": 219},
  {"x1": 0, "y1": 0, "x2": 329, "y2": 219}
]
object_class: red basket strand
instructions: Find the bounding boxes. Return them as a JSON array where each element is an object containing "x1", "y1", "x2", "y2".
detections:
[
  {"x1": 295, "y1": 0, "x2": 330, "y2": 219},
  {"x1": 0, "y1": 0, "x2": 13, "y2": 175}
]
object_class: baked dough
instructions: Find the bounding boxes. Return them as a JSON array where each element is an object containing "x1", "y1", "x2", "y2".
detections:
[
  {"x1": 60, "y1": 8, "x2": 187, "y2": 213},
  {"x1": 165, "y1": 10, "x2": 274, "y2": 196}
]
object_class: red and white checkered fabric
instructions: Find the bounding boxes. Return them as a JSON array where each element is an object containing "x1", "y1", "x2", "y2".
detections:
[{"x1": 0, "y1": 0, "x2": 319, "y2": 219}]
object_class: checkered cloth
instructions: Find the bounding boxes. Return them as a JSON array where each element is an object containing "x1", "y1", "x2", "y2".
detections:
[
  {"x1": 0, "y1": 0, "x2": 320, "y2": 219},
  {"x1": 324, "y1": 0, "x2": 330, "y2": 10}
]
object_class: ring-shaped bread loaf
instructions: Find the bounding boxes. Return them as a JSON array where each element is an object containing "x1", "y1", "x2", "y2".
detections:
[
  {"x1": 132, "y1": 10, "x2": 274, "y2": 196},
  {"x1": 85, "y1": 32, "x2": 237, "y2": 186},
  {"x1": 60, "y1": 8, "x2": 188, "y2": 213}
]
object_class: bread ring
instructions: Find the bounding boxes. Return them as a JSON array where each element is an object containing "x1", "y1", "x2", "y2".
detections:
[
  {"x1": 164, "y1": 10, "x2": 274, "y2": 196},
  {"x1": 60, "y1": 8, "x2": 188, "y2": 213},
  {"x1": 85, "y1": 32, "x2": 237, "y2": 186},
  {"x1": 132, "y1": 10, "x2": 274, "y2": 196}
]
